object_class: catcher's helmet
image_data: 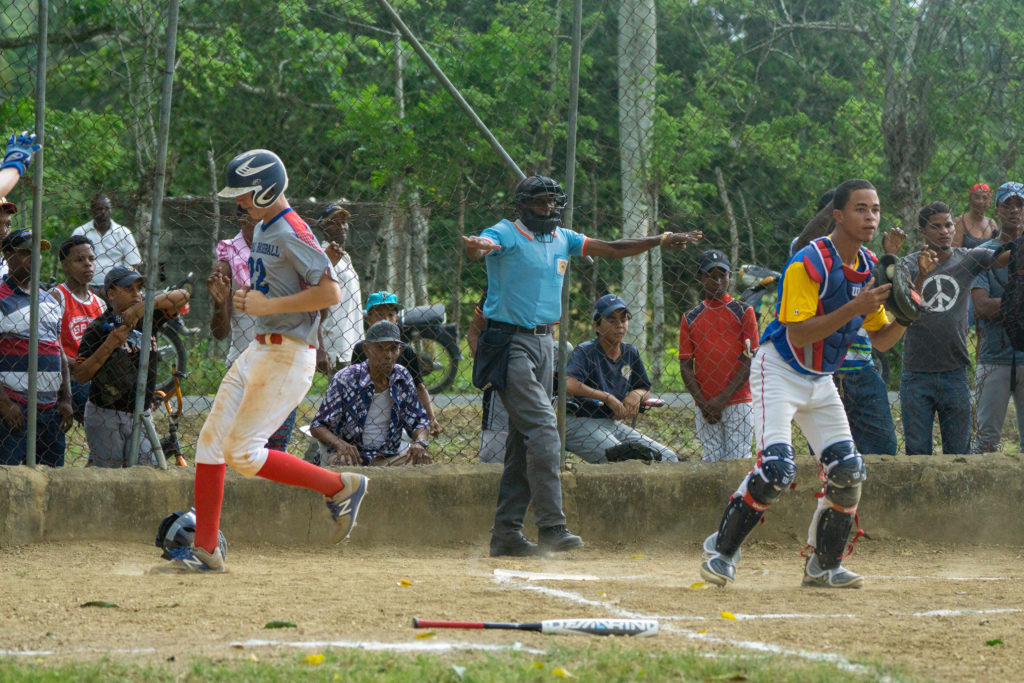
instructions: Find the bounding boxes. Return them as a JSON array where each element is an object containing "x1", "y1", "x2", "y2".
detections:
[
  {"x1": 514, "y1": 175, "x2": 566, "y2": 237},
  {"x1": 218, "y1": 149, "x2": 288, "y2": 209},
  {"x1": 155, "y1": 508, "x2": 227, "y2": 560}
]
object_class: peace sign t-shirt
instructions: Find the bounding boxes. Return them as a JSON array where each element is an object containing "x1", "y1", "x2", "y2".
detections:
[{"x1": 901, "y1": 246, "x2": 995, "y2": 372}]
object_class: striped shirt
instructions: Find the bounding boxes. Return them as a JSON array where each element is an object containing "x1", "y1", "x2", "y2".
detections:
[{"x1": 0, "y1": 276, "x2": 64, "y2": 407}]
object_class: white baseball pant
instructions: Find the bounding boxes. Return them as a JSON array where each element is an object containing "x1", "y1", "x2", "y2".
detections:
[{"x1": 196, "y1": 337, "x2": 315, "y2": 477}]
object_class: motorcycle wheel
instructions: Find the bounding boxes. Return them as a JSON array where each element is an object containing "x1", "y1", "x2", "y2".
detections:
[
  {"x1": 410, "y1": 337, "x2": 459, "y2": 394},
  {"x1": 154, "y1": 326, "x2": 188, "y2": 396}
]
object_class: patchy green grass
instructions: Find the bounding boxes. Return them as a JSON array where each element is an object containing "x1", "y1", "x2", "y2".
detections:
[{"x1": 0, "y1": 644, "x2": 909, "y2": 682}]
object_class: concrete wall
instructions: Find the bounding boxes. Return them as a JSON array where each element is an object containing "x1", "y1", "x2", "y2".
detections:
[{"x1": 2, "y1": 454, "x2": 1022, "y2": 548}]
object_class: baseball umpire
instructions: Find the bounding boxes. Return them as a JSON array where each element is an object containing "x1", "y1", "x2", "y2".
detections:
[
  {"x1": 699, "y1": 179, "x2": 937, "y2": 589},
  {"x1": 161, "y1": 150, "x2": 368, "y2": 572},
  {"x1": 462, "y1": 174, "x2": 700, "y2": 557}
]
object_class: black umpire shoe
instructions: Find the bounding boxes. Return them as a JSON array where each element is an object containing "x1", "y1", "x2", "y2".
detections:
[
  {"x1": 489, "y1": 533, "x2": 540, "y2": 557},
  {"x1": 538, "y1": 525, "x2": 584, "y2": 552}
]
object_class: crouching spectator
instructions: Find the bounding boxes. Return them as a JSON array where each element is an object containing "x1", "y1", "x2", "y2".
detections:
[
  {"x1": 0, "y1": 229, "x2": 73, "y2": 465},
  {"x1": 74, "y1": 266, "x2": 189, "y2": 467},
  {"x1": 310, "y1": 320, "x2": 431, "y2": 466},
  {"x1": 565, "y1": 294, "x2": 678, "y2": 463}
]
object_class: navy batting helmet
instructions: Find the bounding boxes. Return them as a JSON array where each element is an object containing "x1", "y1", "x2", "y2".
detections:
[
  {"x1": 155, "y1": 509, "x2": 227, "y2": 560},
  {"x1": 218, "y1": 149, "x2": 288, "y2": 208}
]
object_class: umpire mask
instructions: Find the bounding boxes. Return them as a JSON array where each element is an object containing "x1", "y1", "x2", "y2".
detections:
[{"x1": 515, "y1": 175, "x2": 566, "y2": 240}]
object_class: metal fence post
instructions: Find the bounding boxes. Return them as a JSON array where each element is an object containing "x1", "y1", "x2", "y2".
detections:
[{"x1": 128, "y1": 0, "x2": 180, "y2": 467}]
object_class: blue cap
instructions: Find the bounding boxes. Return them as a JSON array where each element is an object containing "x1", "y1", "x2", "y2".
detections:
[
  {"x1": 365, "y1": 290, "x2": 403, "y2": 314},
  {"x1": 996, "y1": 182, "x2": 1024, "y2": 206},
  {"x1": 593, "y1": 293, "x2": 629, "y2": 318}
]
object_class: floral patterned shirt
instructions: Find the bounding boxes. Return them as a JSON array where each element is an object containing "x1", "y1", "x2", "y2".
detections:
[{"x1": 311, "y1": 360, "x2": 428, "y2": 463}]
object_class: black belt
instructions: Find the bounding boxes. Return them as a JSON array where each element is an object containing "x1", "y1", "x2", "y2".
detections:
[{"x1": 488, "y1": 320, "x2": 553, "y2": 336}]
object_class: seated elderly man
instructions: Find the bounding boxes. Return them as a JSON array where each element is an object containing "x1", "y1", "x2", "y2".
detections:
[
  {"x1": 310, "y1": 320, "x2": 431, "y2": 467},
  {"x1": 565, "y1": 294, "x2": 678, "y2": 463}
]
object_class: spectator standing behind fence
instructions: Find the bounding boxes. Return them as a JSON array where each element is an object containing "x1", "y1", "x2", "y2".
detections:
[
  {"x1": 75, "y1": 266, "x2": 189, "y2": 467},
  {"x1": 900, "y1": 202, "x2": 1007, "y2": 455},
  {"x1": 678, "y1": 250, "x2": 757, "y2": 462},
  {"x1": 315, "y1": 204, "x2": 362, "y2": 374},
  {"x1": 792, "y1": 191, "x2": 906, "y2": 455},
  {"x1": 310, "y1": 320, "x2": 431, "y2": 467},
  {"x1": 49, "y1": 236, "x2": 104, "y2": 424},
  {"x1": 208, "y1": 205, "x2": 296, "y2": 449},
  {"x1": 0, "y1": 197, "x2": 18, "y2": 279},
  {"x1": 462, "y1": 174, "x2": 701, "y2": 558},
  {"x1": 972, "y1": 182, "x2": 1024, "y2": 453},
  {"x1": 565, "y1": 294, "x2": 678, "y2": 463},
  {"x1": 350, "y1": 291, "x2": 441, "y2": 435},
  {"x1": 71, "y1": 192, "x2": 142, "y2": 293},
  {"x1": 954, "y1": 183, "x2": 999, "y2": 248},
  {"x1": 0, "y1": 229, "x2": 73, "y2": 466}
]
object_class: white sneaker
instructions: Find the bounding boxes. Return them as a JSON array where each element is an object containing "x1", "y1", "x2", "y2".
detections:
[
  {"x1": 326, "y1": 473, "x2": 370, "y2": 543},
  {"x1": 157, "y1": 545, "x2": 226, "y2": 573}
]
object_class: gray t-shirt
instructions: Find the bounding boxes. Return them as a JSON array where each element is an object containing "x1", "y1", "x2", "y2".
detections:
[
  {"x1": 902, "y1": 246, "x2": 995, "y2": 372},
  {"x1": 249, "y1": 208, "x2": 334, "y2": 346},
  {"x1": 972, "y1": 238, "x2": 1024, "y2": 366}
]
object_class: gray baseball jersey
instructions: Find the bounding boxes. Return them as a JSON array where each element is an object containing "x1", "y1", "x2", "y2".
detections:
[{"x1": 248, "y1": 208, "x2": 334, "y2": 346}]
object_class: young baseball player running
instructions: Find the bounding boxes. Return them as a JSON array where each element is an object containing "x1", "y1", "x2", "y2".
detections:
[
  {"x1": 699, "y1": 179, "x2": 937, "y2": 589},
  {"x1": 162, "y1": 149, "x2": 368, "y2": 572}
]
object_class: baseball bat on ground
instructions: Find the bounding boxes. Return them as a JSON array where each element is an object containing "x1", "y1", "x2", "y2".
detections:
[{"x1": 412, "y1": 617, "x2": 659, "y2": 637}]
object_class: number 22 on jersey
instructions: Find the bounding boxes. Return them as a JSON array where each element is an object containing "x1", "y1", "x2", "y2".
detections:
[{"x1": 248, "y1": 256, "x2": 270, "y2": 294}]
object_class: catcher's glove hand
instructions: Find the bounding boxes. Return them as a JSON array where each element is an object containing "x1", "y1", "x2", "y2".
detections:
[
  {"x1": 872, "y1": 253, "x2": 925, "y2": 326},
  {"x1": 605, "y1": 441, "x2": 660, "y2": 463}
]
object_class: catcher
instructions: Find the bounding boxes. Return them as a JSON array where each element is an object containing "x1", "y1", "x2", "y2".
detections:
[{"x1": 700, "y1": 179, "x2": 937, "y2": 589}]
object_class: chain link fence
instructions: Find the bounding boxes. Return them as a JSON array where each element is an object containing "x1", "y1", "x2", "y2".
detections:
[{"x1": 2, "y1": 0, "x2": 1023, "y2": 468}]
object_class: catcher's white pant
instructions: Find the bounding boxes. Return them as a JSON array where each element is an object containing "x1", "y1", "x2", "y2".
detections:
[
  {"x1": 751, "y1": 345, "x2": 852, "y2": 456},
  {"x1": 196, "y1": 337, "x2": 316, "y2": 477}
]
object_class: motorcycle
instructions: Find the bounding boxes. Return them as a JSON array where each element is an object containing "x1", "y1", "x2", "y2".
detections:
[{"x1": 398, "y1": 303, "x2": 462, "y2": 394}]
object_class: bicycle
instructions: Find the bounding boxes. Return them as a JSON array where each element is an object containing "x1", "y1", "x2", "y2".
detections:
[{"x1": 152, "y1": 365, "x2": 189, "y2": 468}]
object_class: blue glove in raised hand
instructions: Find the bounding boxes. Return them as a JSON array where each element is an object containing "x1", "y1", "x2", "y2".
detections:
[{"x1": 1, "y1": 131, "x2": 42, "y2": 176}]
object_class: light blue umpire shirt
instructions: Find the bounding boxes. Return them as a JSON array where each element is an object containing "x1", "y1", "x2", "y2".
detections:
[{"x1": 479, "y1": 219, "x2": 589, "y2": 328}]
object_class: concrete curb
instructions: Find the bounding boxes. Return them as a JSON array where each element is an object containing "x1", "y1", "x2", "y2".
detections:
[{"x1": 2, "y1": 454, "x2": 1022, "y2": 548}]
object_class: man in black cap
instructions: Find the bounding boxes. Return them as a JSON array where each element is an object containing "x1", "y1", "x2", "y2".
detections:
[
  {"x1": 0, "y1": 229, "x2": 74, "y2": 465},
  {"x1": 74, "y1": 265, "x2": 189, "y2": 467},
  {"x1": 679, "y1": 250, "x2": 759, "y2": 462},
  {"x1": 309, "y1": 320, "x2": 431, "y2": 467}
]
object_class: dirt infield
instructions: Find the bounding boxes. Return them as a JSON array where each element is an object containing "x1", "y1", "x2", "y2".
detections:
[{"x1": 2, "y1": 539, "x2": 1020, "y2": 680}]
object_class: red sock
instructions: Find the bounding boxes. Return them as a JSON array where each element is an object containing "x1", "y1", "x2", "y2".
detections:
[
  {"x1": 194, "y1": 463, "x2": 226, "y2": 554},
  {"x1": 256, "y1": 449, "x2": 344, "y2": 497}
]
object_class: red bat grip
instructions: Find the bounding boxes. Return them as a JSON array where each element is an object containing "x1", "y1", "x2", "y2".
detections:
[{"x1": 413, "y1": 619, "x2": 487, "y2": 629}]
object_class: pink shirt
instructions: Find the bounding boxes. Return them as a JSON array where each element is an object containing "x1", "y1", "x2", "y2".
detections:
[{"x1": 215, "y1": 231, "x2": 250, "y2": 287}]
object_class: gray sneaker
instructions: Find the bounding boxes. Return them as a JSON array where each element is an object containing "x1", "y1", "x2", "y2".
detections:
[
  {"x1": 802, "y1": 554, "x2": 863, "y2": 589},
  {"x1": 699, "y1": 532, "x2": 739, "y2": 587}
]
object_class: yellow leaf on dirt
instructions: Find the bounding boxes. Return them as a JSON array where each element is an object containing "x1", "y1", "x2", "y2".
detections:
[
  {"x1": 399, "y1": 579, "x2": 412, "y2": 587},
  {"x1": 689, "y1": 582, "x2": 708, "y2": 589},
  {"x1": 414, "y1": 631, "x2": 436, "y2": 639},
  {"x1": 630, "y1": 554, "x2": 645, "y2": 559},
  {"x1": 720, "y1": 611, "x2": 737, "y2": 620}
]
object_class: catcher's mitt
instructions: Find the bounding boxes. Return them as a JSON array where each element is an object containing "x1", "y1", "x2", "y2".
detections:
[
  {"x1": 605, "y1": 441, "x2": 660, "y2": 463},
  {"x1": 872, "y1": 253, "x2": 925, "y2": 326}
]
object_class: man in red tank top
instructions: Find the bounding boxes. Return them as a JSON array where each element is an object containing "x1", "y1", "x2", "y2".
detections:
[{"x1": 51, "y1": 235, "x2": 104, "y2": 423}]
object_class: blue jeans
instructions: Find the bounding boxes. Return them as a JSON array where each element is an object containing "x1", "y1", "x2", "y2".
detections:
[
  {"x1": 0, "y1": 403, "x2": 66, "y2": 467},
  {"x1": 70, "y1": 378, "x2": 90, "y2": 423},
  {"x1": 899, "y1": 369, "x2": 972, "y2": 455},
  {"x1": 266, "y1": 407, "x2": 298, "y2": 451},
  {"x1": 834, "y1": 366, "x2": 898, "y2": 455}
]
